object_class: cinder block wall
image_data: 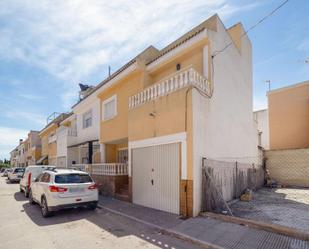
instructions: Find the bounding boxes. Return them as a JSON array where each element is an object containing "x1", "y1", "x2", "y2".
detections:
[{"x1": 265, "y1": 148, "x2": 309, "y2": 187}]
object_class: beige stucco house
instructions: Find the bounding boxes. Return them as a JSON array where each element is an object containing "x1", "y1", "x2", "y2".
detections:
[
  {"x1": 268, "y1": 80, "x2": 309, "y2": 150},
  {"x1": 74, "y1": 14, "x2": 259, "y2": 217},
  {"x1": 38, "y1": 113, "x2": 70, "y2": 165}
]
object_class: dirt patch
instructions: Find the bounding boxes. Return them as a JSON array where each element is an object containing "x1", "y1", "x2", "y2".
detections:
[{"x1": 230, "y1": 187, "x2": 309, "y2": 231}]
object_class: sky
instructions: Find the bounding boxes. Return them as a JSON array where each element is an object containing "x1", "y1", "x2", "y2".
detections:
[{"x1": 0, "y1": 0, "x2": 308, "y2": 160}]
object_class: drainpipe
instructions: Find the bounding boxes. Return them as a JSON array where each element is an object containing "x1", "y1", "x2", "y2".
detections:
[{"x1": 88, "y1": 141, "x2": 93, "y2": 164}]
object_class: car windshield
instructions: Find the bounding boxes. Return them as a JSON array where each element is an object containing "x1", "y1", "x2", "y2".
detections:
[
  {"x1": 54, "y1": 174, "x2": 93, "y2": 184},
  {"x1": 14, "y1": 168, "x2": 25, "y2": 173}
]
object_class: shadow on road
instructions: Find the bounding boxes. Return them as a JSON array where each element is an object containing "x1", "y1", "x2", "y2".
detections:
[
  {"x1": 14, "y1": 191, "x2": 28, "y2": 202},
  {"x1": 22, "y1": 202, "x2": 196, "y2": 249},
  {"x1": 22, "y1": 202, "x2": 95, "y2": 226}
]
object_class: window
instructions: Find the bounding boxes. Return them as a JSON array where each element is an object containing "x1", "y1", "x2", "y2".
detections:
[
  {"x1": 41, "y1": 173, "x2": 50, "y2": 183},
  {"x1": 83, "y1": 110, "x2": 92, "y2": 129},
  {"x1": 54, "y1": 174, "x2": 93, "y2": 184},
  {"x1": 117, "y1": 149, "x2": 128, "y2": 163},
  {"x1": 102, "y1": 95, "x2": 117, "y2": 121}
]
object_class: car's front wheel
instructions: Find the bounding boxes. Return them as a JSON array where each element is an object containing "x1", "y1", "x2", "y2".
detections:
[
  {"x1": 41, "y1": 197, "x2": 52, "y2": 218},
  {"x1": 29, "y1": 190, "x2": 35, "y2": 205}
]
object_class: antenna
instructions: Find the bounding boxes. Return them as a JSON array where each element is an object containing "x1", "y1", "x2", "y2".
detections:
[{"x1": 264, "y1": 80, "x2": 271, "y2": 92}]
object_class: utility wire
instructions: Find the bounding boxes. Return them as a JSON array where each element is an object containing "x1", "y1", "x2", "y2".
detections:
[{"x1": 212, "y1": 0, "x2": 290, "y2": 58}]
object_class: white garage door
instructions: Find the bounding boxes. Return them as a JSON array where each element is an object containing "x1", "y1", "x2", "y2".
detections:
[{"x1": 132, "y1": 143, "x2": 180, "y2": 214}]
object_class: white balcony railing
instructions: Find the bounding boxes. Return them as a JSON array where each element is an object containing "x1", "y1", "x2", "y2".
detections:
[
  {"x1": 68, "y1": 164, "x2": 87, "y2": 172},
  {"x1": 68, "y1": 163, "x2": 128, "y2": 176},
  {"x1": 91, "y1": 163, "x2": 128, "y2": 175},
  {"x1": 48, "y1": 135, "x2": 57, "y2": 144},
  {"x1": 128, "y1": 67, "x2": 211, "y2": 109},
  {"x1": 67, "y1": 128, "x2": 77, "y2": 136}
]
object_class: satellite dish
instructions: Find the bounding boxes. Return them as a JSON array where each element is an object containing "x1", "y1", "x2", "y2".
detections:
[{"x1": 79, "y1": 83, "x2": 89, "y2": 91}]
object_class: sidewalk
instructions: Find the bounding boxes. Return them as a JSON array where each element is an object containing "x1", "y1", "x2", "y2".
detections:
[{"x1": 99, "y1": 196, "x2": 309, "y2": 249}]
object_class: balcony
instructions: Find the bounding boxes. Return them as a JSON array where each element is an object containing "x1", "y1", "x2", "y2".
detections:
[
  {"x1": 69, "y1": 163, "x2": 128, "y2": 176},
  {"x1": 48, "y1": 135, "x2": 57, "y2": 144},
  {"x1": 129, "y1": 67, "x2": 211, "y2": 109},
  {"x1": 67, "y1": 128, "x2": 77, "y2": 137}
]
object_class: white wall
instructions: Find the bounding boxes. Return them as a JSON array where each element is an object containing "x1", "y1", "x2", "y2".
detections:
[
  {"x1": 67, "y1": 147, "x2": 79, "y2": 167},
  {"x1": 254, "y1": 109, "x2": 269, "y2": 150},
  {"x1": 73, "y1": 95, "x2": 100, "y2": 145},
  {"x1": 192, "y1": 19, "x2": 259, "y2": 216},
  {"x1": 56, "y1": 126, "x2": 68, "y2": 158}
]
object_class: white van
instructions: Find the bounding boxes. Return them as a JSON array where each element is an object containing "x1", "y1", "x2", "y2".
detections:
[{"x1": 20, "y1": 165, "x2": 56, "y2": 197}]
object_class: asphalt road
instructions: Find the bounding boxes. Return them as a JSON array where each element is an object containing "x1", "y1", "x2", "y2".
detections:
[{"x1": 0, "y1": 176, "x2": 202, "y2": 249}]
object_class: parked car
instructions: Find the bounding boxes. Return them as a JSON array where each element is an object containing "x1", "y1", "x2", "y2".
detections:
[
  {"x1": 20, "y1": 165, "x2": 56, "y2": 197},
  {"x1": 0, "y1": 168, "x2": 6, "y2": 173},
  {"x1": 3, "y1": 168, "x2": 12, "y2": 177},
  {"x1": 8, "y1": 168, "x2": 25, "y2": 183},
  {"x1": 29, "y1": 169, "x2": 98, "y2": 217}
]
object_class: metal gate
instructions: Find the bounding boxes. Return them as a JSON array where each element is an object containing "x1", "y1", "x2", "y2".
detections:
[{"x1": 132, "y1": 143, "x2": 180, "y2": 214}]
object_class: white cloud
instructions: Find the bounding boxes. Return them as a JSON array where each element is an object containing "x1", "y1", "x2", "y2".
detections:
[
  {"x1": 18, "y1": 93, "x2": 46, "y2": 101},
  {"x1": 0, "y1": 0, "x2": 259, "y2": 109},
  {"x1": 5, "y1": 111, "x2": 46, "y2": 127},
  {"x1": 0, "y1": 127, "x2": 28, "y2": 160}
]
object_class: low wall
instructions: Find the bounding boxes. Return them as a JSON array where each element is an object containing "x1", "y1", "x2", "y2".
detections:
[
  {"x1": 202, "y1": 159, "x2": 264, "y2": 212},
  {"x1": 91, "y1": 174, "x2": 128, "y2": 197},
  {"x1": 265, "y1": 148, "x2": 309, "y2": 187}
]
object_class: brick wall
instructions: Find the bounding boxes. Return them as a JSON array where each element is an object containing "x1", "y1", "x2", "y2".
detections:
[
  {"x1": 265, "y1": 148, "x2": 309, "y2": 187},
  {"x1": 91, "y1": 175, "x2": 128, "y2": 196}
]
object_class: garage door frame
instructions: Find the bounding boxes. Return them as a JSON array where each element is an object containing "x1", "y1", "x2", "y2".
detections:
[{"x1": 128, "y1": 132, "x2": 187, "y2": 214}]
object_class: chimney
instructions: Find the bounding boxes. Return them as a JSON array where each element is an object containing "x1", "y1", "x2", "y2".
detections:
[{"x1": 19, "y1": 139, "x2": 23, "y2": 145}]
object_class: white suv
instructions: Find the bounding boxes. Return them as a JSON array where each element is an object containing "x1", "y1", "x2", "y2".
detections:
[
  {"x1": 8, "y1": 167, "x2": 25, "y2": 183},
  {"x1": 29, "y1": 169, "x2": 98, "y2": 217}
]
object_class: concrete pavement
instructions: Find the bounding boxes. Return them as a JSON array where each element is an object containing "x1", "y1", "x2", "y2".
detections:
[
  {"x1": 1, "y1": 173, "x2": 308, "y2": 249},
  {"x1": 99, "y1": 196, "x2": 309, "y2": 249},
  {"x1": 0, "y1": 176, "x2": 204, "y2": 249}
]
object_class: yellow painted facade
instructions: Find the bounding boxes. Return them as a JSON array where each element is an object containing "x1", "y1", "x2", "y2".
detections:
[
  {"x1": 97, "y1": 39, "x2": 208, "y2": 180},
  {"x1": 39, "y1": 124, "x2": 57, "y2": 164},
  {"x1": 98, "y1": 71, "x2": 143, "y2": 143},
  {"x1": 268, "y1": 81, "x2": 309, "y2": 150}
]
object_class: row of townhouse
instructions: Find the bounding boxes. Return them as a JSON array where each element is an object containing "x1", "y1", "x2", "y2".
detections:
[
  {"x1": 10, "y1": 131, "x2": 41, "y2": 167},
  {"x1": 10, "y1": 15, "x2": 261, "y2": 217}
]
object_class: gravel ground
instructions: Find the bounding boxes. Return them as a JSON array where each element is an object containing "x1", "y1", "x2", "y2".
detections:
[{"x1": 230, "y1": 187, "x2": 309, "y2": 231}]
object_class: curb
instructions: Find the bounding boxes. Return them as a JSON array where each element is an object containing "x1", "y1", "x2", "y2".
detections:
[
  {"x1": 202, "y1": 212, "x2": 309, "y2": 241},
  {"x1": 98, "y1": 204, "x2": 222, "y2": 249}
]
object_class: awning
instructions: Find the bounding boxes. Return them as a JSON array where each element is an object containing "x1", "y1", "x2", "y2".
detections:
[{"x1": 36, "y1": 155, "x2": 48, "y2": 165}]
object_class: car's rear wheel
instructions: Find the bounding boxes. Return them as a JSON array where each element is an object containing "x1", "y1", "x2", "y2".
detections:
[
  {"x1": 29, "y1": 190, "x2": 35, "y2": 205},
  {"x1": 88, "y1": 202, "x2": 98, "y2": 210},
  {"x1": 41, "y1": 197, "x2": 52, "y2": 218}
]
